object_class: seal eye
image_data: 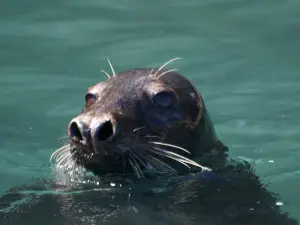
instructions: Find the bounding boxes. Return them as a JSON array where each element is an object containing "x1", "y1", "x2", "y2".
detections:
[
  {"x1": 85, "y1": 93, "x2": 97, "y2": 106},
  {"x1": 152, "y1": 91, "x2": 175, "y2": 109}
]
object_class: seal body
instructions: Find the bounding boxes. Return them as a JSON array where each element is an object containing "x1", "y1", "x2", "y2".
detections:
[{"x1": 60, "y1": 67, "x2": 228, "y2": 177}]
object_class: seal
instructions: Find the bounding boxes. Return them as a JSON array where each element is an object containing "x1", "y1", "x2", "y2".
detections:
[
  {"x1": 0, "y1": 58, "x2": 298, "y2": 225},
  {"x1": 50, "y1": 58, "x2": 228, "y2": 178}
]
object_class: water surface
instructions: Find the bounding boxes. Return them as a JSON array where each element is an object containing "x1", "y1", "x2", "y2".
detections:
[{"x1": 0, "y1": 0, "x2": 300, "y2": 222}]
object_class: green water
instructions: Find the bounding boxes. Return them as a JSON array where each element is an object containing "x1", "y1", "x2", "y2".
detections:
[{"x1": 0, "y1": 0, "x2": 300, "y2": 222}]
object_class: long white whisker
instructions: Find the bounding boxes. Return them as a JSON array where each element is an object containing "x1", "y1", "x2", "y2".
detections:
[
  {"x1": 56, "y1": 152, "x2": 70, "y2": 166},
  {"x1": 156, "y1": 69, "x2": 178, "y2": 79},
  {"x1": 60, "y1": 151, "x2": 73, "y2": 166},
  {"x1": 151, "y1": 147, "x2": 211, "y2": 171},
  {"x1": 106, "y1": 58, "x2": 116, "y2": 76},
  {"x1": 149, "y1": 141, "x2": 191, "y2": 154},
  {"x1": 153, "y1": 147, "x2": 199, "y2": 166},
  {"x1": 55, "y1": 148, "x2": 70, "y2": 161},
  {"x1": 50, "y1": 145, "x2": 70, "y2": 163},
  {"x1": 65, "y1": 153, "x2": 75, "y2": 167},
  {"x1": 151, "y1": 150, "x2": 191, "y2": 169},
  {"x1": 101, "y1": 69, "x2": 111, "y2": 78},
  {"x1": 50, "y1": 146, "x2": 68, "y2": 162},
  {"x1": 153, "y1": 57, "x2": 182, "y2": 77}
]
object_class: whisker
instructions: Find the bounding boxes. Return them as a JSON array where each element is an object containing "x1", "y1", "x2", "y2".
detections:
[
  {"x1": 50, "y1": 145, "x2": 70, "y2": 163},
  {"x1": 153, "y1": 57, "x2": 182, "y2": 77},
  {"x1": 147, "y1": 155, "x2": 176, "y2": 173},
  {"x1": 144, "y1": 135, "x2": 163, "y2": 140},
  {"x1": 133, "y1": 127, "x2": 146, "y2": 133},
  {"x1": 101, "y1": 69, "x2": 111, "y2": 78},
  {"x1": 151, "y1": 149, "x2": 191, "y2": 169},
  {"x1": 156, "y1": 69, "x2": 178, "y2": 79},
  {"x1": 128, "y1": 153, "x2": 145, "y2": 178},
  {"x1": 60, "y1": 151, "x2": 73, "y2": 166},
  {"x1": 149, "y1": 68, "x2": 154, "y2": 76},
  {"x1": 151, "y1": 147, "x2": 211, "y2": 171},
  {"x1": 153, "y1": 147, "x2": 199, "y2": 166},
  {"x1": 50, "y1": 146, "x2": 67, "y2": 161},
  {"x1": 145, "y1": 158, "x2": 164, "y2": 173},
  {"x1": 54, "y1": 148, "x2": 70, "y2": 162},
  {"x1": 129, "y1": 151, "x2": 148, "y2": 169},
  {"x1": 56, "y1": 152, "x2": 70, "y2": 166},
  {"x1": 106, "y1": 58, "x2": 116, "y2": 76},
  {"x1": 149, "y1": 141, "x2": 191, "y2": 154},
  {"x1": 128, "y1": 158, "x2": 141, "y2": 178},
  {"x1": 65, "y1": 153, "x2": 75, "y2": 167}
]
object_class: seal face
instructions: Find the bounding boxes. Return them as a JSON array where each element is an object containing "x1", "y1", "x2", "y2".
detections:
[{"x1": 51, "y1": 58, "x2": 227, "y2": 177}]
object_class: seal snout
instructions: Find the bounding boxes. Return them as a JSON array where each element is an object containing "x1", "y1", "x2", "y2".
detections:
[{"x1": 68, "y1": 116, "x2": 118, "y2": 146}]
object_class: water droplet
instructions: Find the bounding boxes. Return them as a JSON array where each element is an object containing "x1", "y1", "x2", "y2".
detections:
[
  {"x1": 110, "y1": 182, "x2": 116, "y2": 187},
  {"x1": 96, "y1": 182, "x2": 99, "y2": 185}
]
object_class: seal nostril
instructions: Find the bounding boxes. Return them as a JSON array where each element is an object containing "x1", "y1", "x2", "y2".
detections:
[
  {"x1": 69, "y1": 122, "x2": 83, "y2": 140},
  {"x1": 95, "y1": 121, "x2": 114, "y2": 142}
]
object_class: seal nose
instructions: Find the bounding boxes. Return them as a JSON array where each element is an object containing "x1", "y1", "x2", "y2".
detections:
[
  {"x1": 93, "y1": 120, "x2": 115, "y2": 142},
  {"x1": 68, "y1": 120, "x2": 91, "y2": 140}
]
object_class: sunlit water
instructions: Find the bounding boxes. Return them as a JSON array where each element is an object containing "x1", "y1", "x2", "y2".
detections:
[{"x1": 0, "y1": 0, "x2": 300, "y2": 224}]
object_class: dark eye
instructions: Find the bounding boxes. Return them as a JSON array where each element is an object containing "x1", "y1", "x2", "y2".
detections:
[
  {"x1": 85, "y1": 93, "x2": 97, "y2": 106},
  {"x1": 152, "y1": 91, "x2": 175, "y2": 109}
]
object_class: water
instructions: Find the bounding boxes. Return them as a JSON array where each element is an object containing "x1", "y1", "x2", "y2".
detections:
[{"x1": 0, "y1": 0, "x2": 300, "y2": 224}]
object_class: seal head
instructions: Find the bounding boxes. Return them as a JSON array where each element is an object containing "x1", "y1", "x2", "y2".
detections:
[{"x1": 51, "y1": 59, "x2": 227, "y2": 177}]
